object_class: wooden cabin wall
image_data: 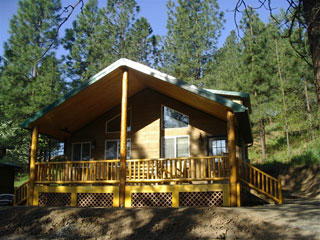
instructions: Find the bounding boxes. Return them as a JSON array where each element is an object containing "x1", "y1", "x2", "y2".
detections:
[{"x1": 66, "y1": 88, "x2": 228, "y2": 160}]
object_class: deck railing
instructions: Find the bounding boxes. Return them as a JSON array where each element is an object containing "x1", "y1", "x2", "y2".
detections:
[
  {"x1": 35, "y1": 156, "x2": 229, "y2": 184},
  {"x1": 127, "y1": 156, "x2": 229, "y2": 182},
  {"x1": 14, "y1": 180, "x2": 29, "y2": 205},
  {"x1": 239, "y1": 160, "x2": 283, "y2": 204},
  {"x1": 35, "y1": 160, "x2": 120, "y2": 184}
]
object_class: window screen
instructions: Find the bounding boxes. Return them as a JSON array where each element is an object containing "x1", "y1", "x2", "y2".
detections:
[
  {"x1": 176, "y1": 137, "x2": 189, "y2": 157},
  {"x1": 72, "y1": 142, "x2": 91, "y2": 160},
  {"x1": 163, "y1": 106, "x2": 189, "y2": 128},
  {"x1": 73, "y1": 143, "x2": 81, "y2": 160},
  {"x1": 162, "y1": 136, "x2": 189, "y2": 158},
  {"x1": 163, "y1": 138, "x2": 175, "y2": 158},
  {"x1": 105, "y1": 139, "x2": 131, "y2": 159}
]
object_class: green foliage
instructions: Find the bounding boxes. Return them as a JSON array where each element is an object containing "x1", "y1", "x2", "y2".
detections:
[
  {"x1": 208, "y1": 8, "x2": 318, "y2": 163},
  {"x1": 162, "y1": 0, "x2": 224, "y2": 85},
  {"x1": 63, "y1": 0, "x2": 158, "y2": 86},
  {"x1": 0, "y1": 0, "x2": 64, "y2": 166}
]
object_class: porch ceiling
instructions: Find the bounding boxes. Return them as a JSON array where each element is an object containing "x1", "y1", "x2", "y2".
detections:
[{"x1": 21, "y1": 59, "x2": 251, "y2": 143}]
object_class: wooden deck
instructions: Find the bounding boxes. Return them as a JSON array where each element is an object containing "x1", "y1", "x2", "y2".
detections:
[{"x1": 14, "y1": 156, "x2": 282, "y2": 207}]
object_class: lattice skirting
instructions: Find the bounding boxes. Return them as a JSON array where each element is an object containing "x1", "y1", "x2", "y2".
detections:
[
  {"x1": 179, "y1": 191, "x2": 223, "y2": 207},
  {"x1": 38, "y1": 192, "x2": 71, "y2": 207},
  {"x1": 131, "y1": 192, "x2": 172, "y2": 207},
  {"x1": 77, "y1": 193, "x2": 113, "y2": 207}
]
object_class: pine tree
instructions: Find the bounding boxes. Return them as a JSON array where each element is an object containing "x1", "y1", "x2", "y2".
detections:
[
  {"x1": 63, "y1": 0, "x2": 158, "y2": 86},
  {"x1": 0, "y1": 0, "x2": 63, "y2": 165},
  {"x1": 63, "y1": 0, "x2": 109, "y2": 86},
  {"x1": 239, "y1": 8, "x2": 276, "y2": 162},
  {"x1": 207, "y1": 30, "x2": 242, "y2": 90},
  {"x1": 163, "y1": 0, "x2": 224, "y2": 85}
]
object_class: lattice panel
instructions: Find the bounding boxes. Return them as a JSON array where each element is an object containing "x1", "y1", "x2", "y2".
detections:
[
  {"x1": 38, "y1": 192, "x2": 71, "y2": 207},
  {"x1": 179, "y1": 191, "x2": 223, "y2": 207},
  {"x1": 131, "y1": 192, "x2": 172, "y2": 207},
  {"x1": 77, "y1": 193, "x2": 113, "y2": 207}
]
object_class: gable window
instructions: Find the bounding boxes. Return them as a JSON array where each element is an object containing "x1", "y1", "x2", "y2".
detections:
[
  {"x1": 162, "y1": 106, "x2": 189, "y2": 129},
  {"x1": 105, "y1": 139, "x2": 131, "y2": 159},
  {"x1": 72, "y1": 142, "x2": 91, "y2": 160},
  {"x1": 208, "y1": 137, "x2": 227, "y2": 156},
  {"x1": 106, "y1": 109, "x2": 131, "y2": 133},
  {"x1": 162, "y1": 136, "x2": 189, "y2": 158}
]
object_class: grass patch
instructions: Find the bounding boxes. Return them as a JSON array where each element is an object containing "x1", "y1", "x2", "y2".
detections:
[{"x1": 15, "y1": 172, "x2": 29, "y2": 187}]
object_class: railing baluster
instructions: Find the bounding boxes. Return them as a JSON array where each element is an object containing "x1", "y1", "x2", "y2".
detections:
[
  {"x1": 216, "y1": 157, "x2": 220, "y2": 178},
  {"x1": 223, "y1": 157, "x2": 227, "y2": 177}
]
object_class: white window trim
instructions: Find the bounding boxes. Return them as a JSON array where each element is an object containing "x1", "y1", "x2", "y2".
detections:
[
  {"x1": 104, "y1": 139, "x2": 131, "y2": 159},
  {"x1": 105, "y1": 108, "x2": 132, "y2": 133},
  {"x1": 161, "y1": 135, "x2": 190, "y2": 158},
  {"x1": 161, "y1": 105, "x2": 189, "y2": 130},
  {"x1": 71, "y1": 142, "x2": 91, "y2": 161}
]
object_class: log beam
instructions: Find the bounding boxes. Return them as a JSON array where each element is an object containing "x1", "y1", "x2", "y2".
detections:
[
  {"x1": 28, "y1": 125, "x2": 39, "y2": 205},
  {"x1": 227, "y1": 111, "x2": 238, "y2": 207},
  {"x1": 119, "y1": 69, "x2": 128, "y2": 207}
]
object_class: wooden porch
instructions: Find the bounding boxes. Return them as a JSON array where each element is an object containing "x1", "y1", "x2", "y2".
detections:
[{"x1": 15, "y1": 155, "x2": 282, "y2": 207}]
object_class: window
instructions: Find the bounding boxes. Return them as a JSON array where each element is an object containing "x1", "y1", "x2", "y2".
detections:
[
  {"x1": 72, "y1": 142, "x2": 91, "y2": 160},
  {"x1": 105, "y1": 139, "x2": 131, "y2": 159},
  {"x1": 208, "y1": 137, "x2": 227, "y2": 156},
  {"x1": 162, "y1": 106, "x2": 189, "y2": 129},
  {"x1": 162, "y1": 136, "x2": 189, "y2": 158},
  {"x1": 106, "y1": 110, "x2": 131, "y2": 133}
]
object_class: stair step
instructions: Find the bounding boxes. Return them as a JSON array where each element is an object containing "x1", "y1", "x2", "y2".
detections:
[{"x1": 250, "y1": 189, "x2": 276, "y2": 205}]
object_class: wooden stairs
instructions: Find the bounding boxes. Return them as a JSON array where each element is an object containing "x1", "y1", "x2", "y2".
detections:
[
  {"x1": 14, "y1": 180, "x2": 29, "y2": 206},
  {"x1": 239, "y1": 160, "x2": 283, "y2": 204}
]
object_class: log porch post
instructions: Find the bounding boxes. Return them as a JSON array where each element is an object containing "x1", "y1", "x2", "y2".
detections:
[
  {"x1": 227, "y1": 111, "x2": 238, "y2": 207},
  {"x1": 119, "y1": 69, "x2": 128, "y2": 207},
  {"x1": 28, "y1": 125, "x2": 39, "y2": 205}
]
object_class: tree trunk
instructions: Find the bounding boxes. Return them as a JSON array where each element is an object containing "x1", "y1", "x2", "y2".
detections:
[
  {"x1": 259, "y1": 119, "x2": 266, "y2": 163},
  {"x1": 275, "y1": 39, "x2": 290, "y2": 156},
  {"x1": 304, "y1": 78, "x2": 316, "y2": 140},
  {"x1": 303, "y1": 0, "x2": 320, "y2": 112}
]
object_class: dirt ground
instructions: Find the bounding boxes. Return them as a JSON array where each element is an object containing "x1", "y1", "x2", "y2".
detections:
[{"x1": 0, "y1": 165, "x2": 319, "y2": 240}]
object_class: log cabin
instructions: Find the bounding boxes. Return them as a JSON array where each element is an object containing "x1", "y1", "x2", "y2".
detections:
[{"x1": 15, "y1": 58, "x2": 282, "y2": 207}]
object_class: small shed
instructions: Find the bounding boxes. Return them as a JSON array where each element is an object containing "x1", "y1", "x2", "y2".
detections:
[{"x1": 0, "y1": 162, "x2": 21, "y2": 194}]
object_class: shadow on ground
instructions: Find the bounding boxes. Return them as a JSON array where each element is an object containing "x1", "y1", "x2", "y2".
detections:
[{"x1": 0, "y1": 201, "x2": 319, "y2": 240}]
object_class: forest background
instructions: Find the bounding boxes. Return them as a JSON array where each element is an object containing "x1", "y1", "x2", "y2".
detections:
[{"x1": 0, "y1": 0, "x2": 319, "y2": 175}]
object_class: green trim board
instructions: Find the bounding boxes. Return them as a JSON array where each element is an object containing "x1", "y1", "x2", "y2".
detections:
[{"x1": 204, "y1": 89, "x2": 250, "y2": 98}]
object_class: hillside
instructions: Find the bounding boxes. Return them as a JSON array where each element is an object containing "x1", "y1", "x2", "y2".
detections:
[{"x1": 249, "y1": 122, "x2": 320, "y2": 167}]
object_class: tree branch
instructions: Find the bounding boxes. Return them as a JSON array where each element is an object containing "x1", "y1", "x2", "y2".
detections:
[{"x1": 37, "y1": 0, "x2": 84, "y2": 62}]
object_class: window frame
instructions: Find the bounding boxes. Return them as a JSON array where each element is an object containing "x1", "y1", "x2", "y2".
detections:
[
  {"x1": 71, "y1": 142, "x2": 91, "y2": 161},
  {"x1": 161, "y1": 105, "x2": 189, "y2": 130},
  {"x1": 161, "y1": 135, "x2": 190, "y2": 158},
  {"x1": 105, "y1": 108, "x2": 132, "y2": 133},
  {"x1": 104, "y1": 139, "x2": 131, "y2": 159},
  {"x1": 207, "y1": 136, "x2": 228, "y2": 156}
]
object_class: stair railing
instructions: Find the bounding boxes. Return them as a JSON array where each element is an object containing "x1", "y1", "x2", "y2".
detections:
[
  {"x1": 14, "y1": 180, "x2": 29, "y2": 205},
  {"x1": 239, "y1": 160, "x2": 282, "y2": 204}
]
